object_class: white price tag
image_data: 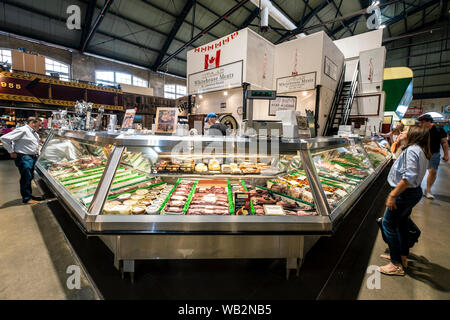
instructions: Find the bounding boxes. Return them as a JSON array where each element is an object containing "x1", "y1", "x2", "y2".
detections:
[{"x1": 263, "y1": 205, "x2": 286, "y2": 216}]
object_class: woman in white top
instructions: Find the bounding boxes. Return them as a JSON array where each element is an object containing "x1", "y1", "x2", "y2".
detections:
[{"x1": 378, "y1": 126, "x2": 431, "y2": 276}]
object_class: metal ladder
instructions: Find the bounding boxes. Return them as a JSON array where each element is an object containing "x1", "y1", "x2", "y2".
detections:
[{"x1": 323, "y1": 61, "x2": 360, "y2": 136}]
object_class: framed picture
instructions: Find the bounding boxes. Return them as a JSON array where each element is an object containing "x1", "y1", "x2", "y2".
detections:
[
  {"x1": 383, "y1": 116, "x2": 393, "y2": 124},
  {"x1": 351, "y1": 94, "x2": 381, "y2": 116},
  {"x1": 269, "y1": 96, "x2": 297, "y2": 116},
  {"x1": 121, "y1": 108, "x2": 137, "y2": 130},
  {"x1": 324, "y1": 56, "x2": 338, "y2": 81},
  {"x1": 155, "y1": 107, "x2": 178, "y2": 134}
]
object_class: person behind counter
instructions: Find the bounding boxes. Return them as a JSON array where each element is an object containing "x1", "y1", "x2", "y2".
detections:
[
  {"x1": 377, "y1": 126, "x2": 431, "y2": 276},
  {"x1": 0, "y1": 117, "x2": 42, "y2": 204},
  {"x1": 205, "y1": 113, "x2": 228, "y2": 136}
]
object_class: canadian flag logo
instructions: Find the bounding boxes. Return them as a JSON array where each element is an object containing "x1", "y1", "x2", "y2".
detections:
[{"x1": 204, "y1": 50, "x2": 221, "y2": 70}]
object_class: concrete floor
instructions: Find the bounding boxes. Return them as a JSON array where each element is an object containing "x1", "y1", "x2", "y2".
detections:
[
  {"x1": 357, "y1": 158, "x2": 450, "y2": 299},
  {"x1": 0, "y1": 158, "x2": 448, "y2": 300},
  {"x1": 0, "y1": 160, "x2": 100, "y2": 300}
]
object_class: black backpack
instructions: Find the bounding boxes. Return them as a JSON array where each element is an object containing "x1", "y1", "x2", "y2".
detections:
[{"x1": 376, "y1": 217, "x2": 421, "y2": 248}]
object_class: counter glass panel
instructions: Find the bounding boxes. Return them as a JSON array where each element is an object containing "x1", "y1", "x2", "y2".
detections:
[
  {"x1": 38, "y1": 135, "x2": 113, "y2": 207},
  {"x1": 310, "y1": 141, "x2": 375, "y2": 210}
]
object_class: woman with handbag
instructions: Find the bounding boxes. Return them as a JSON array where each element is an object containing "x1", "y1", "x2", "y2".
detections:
[{"x1": 378, "y1": 126, "x2": 431, "y2": 276}]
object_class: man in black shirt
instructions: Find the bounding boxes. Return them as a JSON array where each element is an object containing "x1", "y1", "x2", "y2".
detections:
[
  {"x1": 418, "y1": 114, "x2": 449, "y2": 199},
  {"x1": 205, "y1": 113, "x2": 228, "y2": 136}
]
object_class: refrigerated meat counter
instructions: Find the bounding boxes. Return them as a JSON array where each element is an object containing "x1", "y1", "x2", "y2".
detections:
[{"x1": 36, "y1": 130, "x2": 392, "y2": 279}]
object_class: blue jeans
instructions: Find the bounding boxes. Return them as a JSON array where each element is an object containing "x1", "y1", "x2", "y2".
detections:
[
  {"x1": 14, "y1": 155, "x2": 37, "y2": 203},
  {"x1": 381, "y1": 187, "x2": 422, "y2": 264}
]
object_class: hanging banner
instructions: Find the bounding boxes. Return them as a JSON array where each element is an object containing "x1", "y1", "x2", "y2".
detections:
[
  {"x1": 276, "y1": 72, "x2": 316, "y2": 94},
  {"x1": 188, "y1": 61, "x2": 243, "y2": 95}
]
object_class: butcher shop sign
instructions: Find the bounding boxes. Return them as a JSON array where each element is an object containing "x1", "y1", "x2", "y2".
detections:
[
  {"x1": 276, "y1": 72, "x2": 316, "y2": 94},
  {"x1": 188, "y1": 60, "x2": 243, "y2": 95}
]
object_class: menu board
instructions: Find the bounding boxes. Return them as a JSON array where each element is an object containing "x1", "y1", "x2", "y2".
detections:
[{"x1": 269, "y1": 96, "x2": 297, "y2": 116}]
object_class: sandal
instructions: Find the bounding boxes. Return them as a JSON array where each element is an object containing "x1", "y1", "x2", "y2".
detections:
[
  {"x1": 380, "y1": 254, "x2": 408, "y2": 268},
  {"x1": 378, "y1": 263, "x2": 405, "y2": 276}
]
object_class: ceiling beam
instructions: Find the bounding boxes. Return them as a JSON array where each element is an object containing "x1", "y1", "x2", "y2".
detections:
[
  {"x1": 0, "y1": 1, "x2": 186, "y2": 63},
  {"x1": 413, "y1": 91, "x2": 450, "y2": 99},
  {"x1": 81, "y1": 0, "x2": 114, "y2": 53},
  {"x1": 140, "y1": 0, "x2": 222, "y2": 41},
  {"x1": 79, "y1": 0, "x2": 97, "y2": 49},
  {"x1": 301, "y1": 0, "x2": 333, "y2": 37},
  {"x1": 234, "y1": 0, "x2": 284, "y2": 37},
  {"x1": 275, "y1": 0, "x2": 330, "y2": 44},
  {"x1": 157, "y1": 0, "x2": 250, "y2": 70},
  {"x1": 381, "y1": 0, "x2": 440, "y2": 30},
  {"x1": 330, "y1": 0, "x2": 404, "y2": 38},
  {"x1": 240, "y1": 7, "x2": 260, "y2": 29},
  {"x1": 327, "y1": 0, "x2": 354, "y2": 36},
  {"x1": 152, "y1": 0, "x2": 196, "y2": 70},
  {"x1": 386, "y1": 48, "x2": 450, "y2": 61},
  {"x1": 271, "y1": 0, "x2": 296, "y2": 24},
  {"x1": 78, "y1": 0, "x2": 196, "y2": 50}
]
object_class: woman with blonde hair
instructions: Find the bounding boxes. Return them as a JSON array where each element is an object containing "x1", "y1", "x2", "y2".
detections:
[{"x1": 378, "y1": 126, "x2": 431, "y2": 276}]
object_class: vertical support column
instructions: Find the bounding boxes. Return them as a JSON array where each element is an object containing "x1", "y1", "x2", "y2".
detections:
[
  {"x1": 314, "y1": 85, "x2": 321, "y2": 137},
  {"x1": 88, "y1": 146, "x2": 125, "y2": 215}
]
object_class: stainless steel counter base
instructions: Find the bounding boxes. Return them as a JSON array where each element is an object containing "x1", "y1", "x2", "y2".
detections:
[{"x1": 99, "y1": 234, "x2": 318, "y2": 279}]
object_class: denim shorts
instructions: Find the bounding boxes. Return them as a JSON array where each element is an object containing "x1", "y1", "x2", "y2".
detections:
[{"x1": 428, "y1": 152, "x2": 441, "y2": 170}]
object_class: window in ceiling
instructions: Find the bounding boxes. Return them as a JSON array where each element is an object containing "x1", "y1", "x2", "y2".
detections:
[
  {"x1": 96, "y1": 71, "x2": 149, "y2": 88},
  {"x1": 164, "y1": 84, "x2": 186, "y2": 99},
  {"x1": 0, "y1": 49, "x2": 12, "y2": 65},
  {"x1": 45, "y1": 57, "x2": 70, "y2": 81}
]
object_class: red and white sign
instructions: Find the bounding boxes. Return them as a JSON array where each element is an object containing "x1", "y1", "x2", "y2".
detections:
[
  {"x1": 187, "y1": 30, "x2": 248, "y2": 80},
  {"x1": 194, "y1": 32, "x2": 239, "y2": 53},
  {"x1": 404, "y1": 107, "x2": 423, "y2": 117},
  {"x1": 204, "y1": 50, "x2": 221, "y2": 70},
  {"x1": 187, "y1": 28, "x2": 275, "y2": 92}
]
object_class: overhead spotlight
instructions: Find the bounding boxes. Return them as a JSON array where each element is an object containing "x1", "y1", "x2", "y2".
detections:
[
  {"x1": 223, "y1": 91, "x2": 228, "y2": 96},
  {"x1": 302, "y1": 91, "x2": 308, "y2": 97},
  {"x1": 199, "y1": 95, "x2": 203, "y2": 99}
]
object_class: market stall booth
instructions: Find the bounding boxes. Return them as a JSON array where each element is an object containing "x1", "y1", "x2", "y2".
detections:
[
  {"x1": 187, "y1": 28, "x2": 344, "y2": 136},
  {"x1": 36, "y1": 130, "x2": 391, "y2": 280}
]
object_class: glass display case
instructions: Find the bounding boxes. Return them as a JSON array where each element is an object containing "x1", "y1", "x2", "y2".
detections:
[
  {"x1": 36, "y1": 131, "x2": 391, "y2": 233},
  {"x1": 36, "y1": 131, "x2": 391, "y2": 276},
  {"x1": 362, "y1": 137, "x2": 391, "y2": 171}
]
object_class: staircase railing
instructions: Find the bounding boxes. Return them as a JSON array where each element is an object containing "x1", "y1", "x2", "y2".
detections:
[
  {"x1": 323, "y1": 62, "x2": 346, "y2": 136},
  {"x1": 341, "y1": 60, "x2": 359, "y2": 126}
]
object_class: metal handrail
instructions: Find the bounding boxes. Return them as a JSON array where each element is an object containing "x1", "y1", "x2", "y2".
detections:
[{"x1": 341, "y1": 61, "x2": 359, "y2": 126}]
